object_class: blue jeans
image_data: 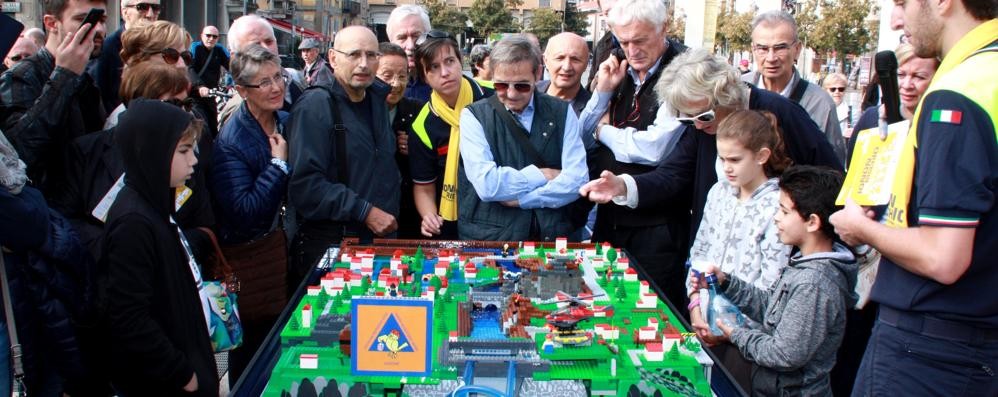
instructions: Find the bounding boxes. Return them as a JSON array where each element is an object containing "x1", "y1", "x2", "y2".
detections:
[{"x1": 852, "y1": 319, "x2": 998, "y2": 396}]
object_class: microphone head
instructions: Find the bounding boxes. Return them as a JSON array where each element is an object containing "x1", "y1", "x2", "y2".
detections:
[{"x1": 875, "y1": 50, "x2": 898, "y2": 74}]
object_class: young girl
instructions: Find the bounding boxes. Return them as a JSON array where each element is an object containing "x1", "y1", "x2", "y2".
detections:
[
  {"x1": 687, "y1": 109, "x2": 792, "y2": 342},
  {"x1": 98, "y1": 99, "x2": 218, "y2": 396}
]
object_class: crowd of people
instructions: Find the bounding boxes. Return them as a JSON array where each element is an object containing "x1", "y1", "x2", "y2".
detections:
[{"x1": 0, "y1": 0, "x2": 994, "y2": 396}]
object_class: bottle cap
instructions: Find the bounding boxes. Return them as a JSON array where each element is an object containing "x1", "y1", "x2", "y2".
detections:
[{"x1": 705, "y1": 273, "x2": 718, "y2": 285}]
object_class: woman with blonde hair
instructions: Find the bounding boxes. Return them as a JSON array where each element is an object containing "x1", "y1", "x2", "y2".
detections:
[{"x1": 822, "y1": 73, "x2": 853, "y2": 137}]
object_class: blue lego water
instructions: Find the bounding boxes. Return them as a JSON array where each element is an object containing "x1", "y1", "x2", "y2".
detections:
[{"x1": 470, "y1": 307, "x2": 506, "y2": 340}]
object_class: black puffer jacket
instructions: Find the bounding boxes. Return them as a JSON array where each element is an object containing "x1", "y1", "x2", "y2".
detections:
[{"x1": 0, "y1": 186, "x2": 93, "y2": 394}]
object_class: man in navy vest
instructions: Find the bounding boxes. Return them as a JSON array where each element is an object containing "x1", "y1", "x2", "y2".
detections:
[{"x1": 457, "y1": 36, "x2": 588, "y2": 242}]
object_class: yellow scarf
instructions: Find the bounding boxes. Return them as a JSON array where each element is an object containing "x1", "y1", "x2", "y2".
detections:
[
  {"x1": 885, "y1": 19, "x2": 998, "y2": 228},
  {"x1": 433, "y1": 78, "x2": 473, "y2": 221}
]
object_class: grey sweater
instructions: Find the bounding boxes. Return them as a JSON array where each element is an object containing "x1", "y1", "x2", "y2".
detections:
[{"x1": 722, "y1": 243, "x2": 857, "y2": 397}]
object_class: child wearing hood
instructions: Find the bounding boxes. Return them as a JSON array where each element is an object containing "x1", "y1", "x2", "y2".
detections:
[
  {"x1": 98, "y1": 99, "x2": 218, "y2": 396},
  {"x1": 693, "y1": 165, "x2": 857, "y2": 396}
]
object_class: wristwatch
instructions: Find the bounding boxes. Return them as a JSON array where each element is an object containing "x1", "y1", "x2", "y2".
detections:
[{"x1": 270, "y1": 157, "x2": 289, "y2": 175}]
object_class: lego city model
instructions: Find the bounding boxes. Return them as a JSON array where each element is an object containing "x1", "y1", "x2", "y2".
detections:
[{"x1": 256, "y1": 239, "x2": 714, "y2": 396}]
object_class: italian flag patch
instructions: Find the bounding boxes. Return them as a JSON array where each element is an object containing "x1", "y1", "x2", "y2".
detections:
[{"x1": 930, "y1": 109, "x2": 963, "y2": 124}]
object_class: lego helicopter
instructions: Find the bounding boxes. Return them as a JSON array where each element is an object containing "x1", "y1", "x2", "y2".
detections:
[{"x1": 543, "y1": 291, "x2": 615, "y2": 331}]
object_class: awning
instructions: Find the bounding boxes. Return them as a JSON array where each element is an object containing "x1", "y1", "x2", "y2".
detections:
[{"x1": 265, "y1": 17, "x2": 327, "y2": 41}]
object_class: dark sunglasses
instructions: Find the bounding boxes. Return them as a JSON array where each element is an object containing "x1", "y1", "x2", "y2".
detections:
[
  {"x1": 154, "y1": 48, "x2": 193, "y2": 65},
  {"x1": 493, "y1": 82, "x2": 533, "y2": 93},
  {"x1": 827, "y1": 86, "x2": 846, "y2": 93},
  {"x1": 163, "y1": 97, "x2": 194, "y2": 112},
  {"x1": 126, "y1": 3, "x2": 162, "y2": 13},
  {"x1": 425, "y1": 30, "x2": 454, "y2": 40},
  {"x1": 204, "y1": 34, "x2": 219, "y2": 39},
  {"x1": 677, "y1": 109, "x2": 716, "y2": 125}
]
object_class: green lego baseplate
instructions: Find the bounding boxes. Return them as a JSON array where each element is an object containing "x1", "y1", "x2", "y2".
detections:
[{"x1": 261, "y1": 239, "x2": 713, "y2": 396}]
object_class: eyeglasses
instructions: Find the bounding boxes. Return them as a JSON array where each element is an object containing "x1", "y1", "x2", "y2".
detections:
[
  {"x1": 162, "y1": 97, "x2": 194, "y2": 112},
  {"x1": 493, "y1": 82, "x2": 533, "y2": 93},
  {"x1": 125, "y1": 2, "x2": 162, "y2": 13},
  {"x1": 204, "y1": 34, "x2": 219, "y2": 39},
  {"x1": 827, "y1": 86, "x2": 846, "y2": 93},
  {"x1": 331, "y1": 47, "x2": 382, "y2": 62},
  {"x1": 677, "y1": 109, "x2": 716, "y2": 125},
  {"x1": 240, "y1": 74, "x2": 289, "y2": 90},
  {"x1": 151, "y1": 48, "x2": 193, "y2": 65},
  {"x1": 752, "y1": 41, "x2": 796, "y2": 56},
  {"x1": 425, "y1": 30, "x2": 455, "y2": 41},
  {"x1": 6, "y1": 54, "x2": 27, "y2": 62}
]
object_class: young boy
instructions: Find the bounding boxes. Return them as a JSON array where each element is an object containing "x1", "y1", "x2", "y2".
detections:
[{"x1": 696, "y1": 165, "x2": 857, "y2": 396}]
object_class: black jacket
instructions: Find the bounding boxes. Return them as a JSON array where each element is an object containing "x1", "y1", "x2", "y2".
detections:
[
  {"x1": 0, "y1": 48, "x2": 106, "y2": 196},
  {"x1": 97, "y1": 100, "x2": 217, "y2": 397},
  {"x1": 94, "y1": 28, "x2": 124, "y2": 112},
  {"x1": 287, "y1": 78, "x2": 400, "y2": 233},
  {"x1": 634, "y1": 85, "x2": 844, "y2": 241},
  {"x1": 189, "y1": 41, "x2": 230, "y2": 90}
]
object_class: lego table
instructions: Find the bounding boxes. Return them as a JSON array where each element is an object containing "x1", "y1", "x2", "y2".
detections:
[{"x1": 232, "y1": 239, "x2": 747, "y2": 397}]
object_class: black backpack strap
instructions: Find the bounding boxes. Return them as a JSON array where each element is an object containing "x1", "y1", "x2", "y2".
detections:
[
  {"x1": 789, "y1": 78, "x2": 809, "y2": 104},
  {"x1": 487, "y1": 95, "x2": 547, "y2": 168},
  {"x1": 306, "y1": 85, "x2": 349, "y2": 184}
]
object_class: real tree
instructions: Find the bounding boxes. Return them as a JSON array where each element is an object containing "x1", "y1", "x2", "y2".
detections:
[
  {"x1": 420, "y1": 0, "x2": 469, "y2": 38},
  {"x1": 807, "y1": 0, "x2": 878, "y2": 72},
  {"x1": 526, "y1": 8, "x2": 562, "y2": 47},
  {"x1": 468, "y1": 0, "x2": 523, "y2": 39},
  {"x1": 563, "y1": 2, "x2": 589, "y2": 37}
]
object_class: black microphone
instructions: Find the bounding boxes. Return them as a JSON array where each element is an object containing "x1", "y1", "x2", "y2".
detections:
[{"x1": 875, "y1": 50, "x2": 903, "y2": 124}]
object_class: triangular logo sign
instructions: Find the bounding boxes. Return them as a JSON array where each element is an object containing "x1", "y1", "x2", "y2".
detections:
[{"x1": 367, "y1": 313, "x2": 416, "y2": 357}]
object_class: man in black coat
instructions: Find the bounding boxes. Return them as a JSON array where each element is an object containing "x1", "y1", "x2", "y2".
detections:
[
  {"x1": 93, "y1": 0, "x2": 160, "y2": 111},
  {"x1": 287, "y1": 26, "x2": 400, "y2": 288}
]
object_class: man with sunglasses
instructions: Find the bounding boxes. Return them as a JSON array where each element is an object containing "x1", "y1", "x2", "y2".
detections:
[
  {"x1": 0, "y1": 0, "x2": 108, "y2": 198},
  {"x1": 287, "y1": 26, "x2": 400, "y2": 288},
  {"x1": 741, "y1": 11, "x2": 845, "y2": 163},
  {"x1": 190, "y1": 25, "x2": 230, "y2": 130},
  {"x1": 456, "y1": 36, "x2": 588, "y2": 242},
  {"x1": 94, "y1": 0, "x2": 160, "y2": 112}
]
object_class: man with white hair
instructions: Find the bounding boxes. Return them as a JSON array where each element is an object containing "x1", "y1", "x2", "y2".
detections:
[
  {"x1": 742, "y1": 11, "x2": 845, "y2": 163},
  {"x1": 386, "y1": 4, "x2": 432, "y2": 101},
  {"x1": 94, "y1": 0, "x2": 161, "y2": 111},
  {"x1": 219, "y1": 15, "x2": 304, "y2": 127},
  {"x1": 576, "y1": 0, "x2": 689, "y2": 312}
]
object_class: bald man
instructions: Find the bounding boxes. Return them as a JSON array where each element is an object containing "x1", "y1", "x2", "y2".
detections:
[
  {"x1": 190, "y1": 25, "x2": 230, "y2": 129},
  {"x1": 3, "y1": 36, "x2": 39, "y2": 69},
  {"x1": 539, "y1": 32, "x2": 592, "y2": 115},
  {"x1": 287, "y1": 26, "x2": 400, "y2": 284}
]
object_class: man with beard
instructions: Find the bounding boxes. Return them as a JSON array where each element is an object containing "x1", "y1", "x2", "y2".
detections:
[
  {"x1": 830, "y1": 0, "x2": 998, "y2": 394},
  {"x1": 0, "y1": 0, "x2": 108, "y2": 197}
]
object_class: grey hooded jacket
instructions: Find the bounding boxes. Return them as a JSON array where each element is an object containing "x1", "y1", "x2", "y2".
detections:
[{"x1": 722, "y1": 243, "x2": 857, "y2": 397}]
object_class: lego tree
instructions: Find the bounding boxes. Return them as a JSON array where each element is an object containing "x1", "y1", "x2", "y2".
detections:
[
  {"x1": 360, "y1": 275, "x2": 371, "y2": 293},
  {"x1": 289, "y1": 316, "x2": 300, "y2": 331},
  {"x1": 615, "y1": 281, "x2": 627, "y2": 302},
  {"x1": 316, "y1": 289, "x2": 329, "y2": 309},
  {"x1": 606, "y1": 247, "x2": 618, "y2": 265},
  {"x1": 595, "y1": 242, "x2": 603, "y2": 256},
  {"x1": 341, "y1": 285, "x2": 353, "y2": 301},
  {"x1": 429, "y1": 275, "x2": 442, "y2": 291},
  {"x1": 668, "y1": 342, "x2": 680, "y2": 359},
  {"x1": 332, "y1": 292, "x2": 343, "y2": 308},
  {"x1": 414, "y1": 246, "x2": 425, "y2": 265}
]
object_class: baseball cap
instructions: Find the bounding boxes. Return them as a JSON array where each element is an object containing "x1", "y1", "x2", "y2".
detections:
[{"x1": 299, "y1": 38, "x2": 321, "y2": 50}]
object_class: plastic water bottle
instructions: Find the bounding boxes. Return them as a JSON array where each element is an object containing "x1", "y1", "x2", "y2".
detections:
[{"x1": 705, "y1": 273, "x2": 745, "y2": 336}]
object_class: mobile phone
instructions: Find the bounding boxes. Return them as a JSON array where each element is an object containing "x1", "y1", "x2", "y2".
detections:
[
  {"x1": 79, "y1": 8, "x2": 104, "y2": 43},
  {"x1": 610, "y1": 47, "x2": 626, "y2": 61}
]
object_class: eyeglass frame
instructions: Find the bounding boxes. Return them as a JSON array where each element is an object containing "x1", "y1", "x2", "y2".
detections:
[
  {"x1": 827, "y1": 86, "x2": 846, "y2": 93},
  {"x1": 162, "y1": 97, "x2": 195, "y2": 112},
  {"x1": 239, "y1": 73, "x2": 289, "y2": 90},
  {"x1": 145, "y1": 47, "x2": 193, "y2": 65},
  {"x1": 330, "y1": 47, "x2": 382, "y2": 63},
  {"x1": 124, "y1": 2, "x2": 162, "y2": 13},
  {"x1": 751, "y1": 40, "x2": 798, "y2": 56},
  {"x1": 493, "y1": 81, "x2": 534, "y2": 94},
  {"x1": 203, "y1": 34, "x2": 219, "y2": 39},
  {"x1": 676, "y1": 109, "x2": 716, "y2": 126}
]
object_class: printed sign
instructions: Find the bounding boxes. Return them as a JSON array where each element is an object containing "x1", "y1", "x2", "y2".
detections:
[{"x1": 351, "y1": 297, "x2": 433, "y2": 377}]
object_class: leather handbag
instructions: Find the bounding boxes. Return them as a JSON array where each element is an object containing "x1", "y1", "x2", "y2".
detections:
[{"x1": 218, "y1": 229, "x2": 288, "y2": 323}]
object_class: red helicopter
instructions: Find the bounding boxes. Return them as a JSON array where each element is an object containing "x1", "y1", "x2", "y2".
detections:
[{"x1": 544, "y1": 291, "x2": 614, "y2": 330}]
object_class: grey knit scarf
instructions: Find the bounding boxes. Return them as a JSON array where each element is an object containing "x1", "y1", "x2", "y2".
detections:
[{"x1": 0, "y1": 131, "x2": 27, "y2": 194}]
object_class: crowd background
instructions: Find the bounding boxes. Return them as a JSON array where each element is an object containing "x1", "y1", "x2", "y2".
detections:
[{"x1": 0, "y1": 0, "x2": 994, "y2": 396}]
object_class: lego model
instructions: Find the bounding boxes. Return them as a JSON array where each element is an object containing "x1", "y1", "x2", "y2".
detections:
[{"x1": 258, "y1": 239, "x2": 713, "y2": 396}]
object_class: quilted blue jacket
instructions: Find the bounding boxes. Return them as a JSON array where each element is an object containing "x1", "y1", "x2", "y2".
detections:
[{"x1": 210, "y1": 103, "x2": 290, "y2": 244}]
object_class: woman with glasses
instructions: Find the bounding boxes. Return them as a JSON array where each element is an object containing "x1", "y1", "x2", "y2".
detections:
[
  {"x1": 822, "y1": 73, "x2": 854, "y2": 139},
  {"x1": 208, "y1": 45, "x2": 291, "y2": 386},
  {"x1": 56, "y1": 62, "x2": 213, "y2": 260},
  {"x1": 407, "y1": 31, "x2": 493, "y2": 239},
  {"x1": 210, "y1": 44, "x2": 290, "y2": 246}
]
